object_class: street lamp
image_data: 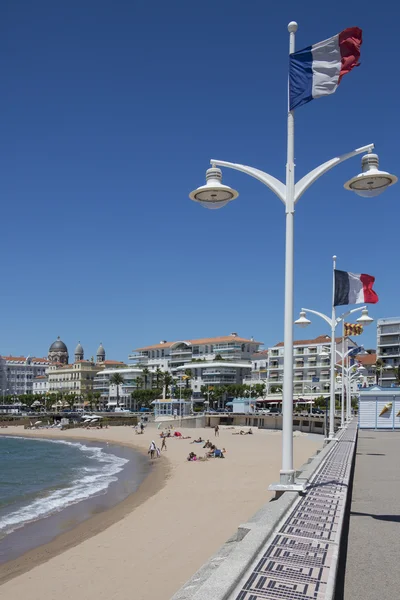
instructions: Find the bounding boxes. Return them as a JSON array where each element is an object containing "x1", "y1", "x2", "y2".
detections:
[
  {"x1": 189, "y1": 22, "x2": 396, "y2": 490},
  {"x1": 344, "y1": 153, "x2": 397, "y2": 198},
  {"x1": 295, "y1": 305, "x2": 373, "y2": 439}
]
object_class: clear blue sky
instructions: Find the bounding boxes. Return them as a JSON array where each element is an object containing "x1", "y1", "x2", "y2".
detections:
[{"x1": 1, "y1": 1, "x2": 398, "y2": 361}]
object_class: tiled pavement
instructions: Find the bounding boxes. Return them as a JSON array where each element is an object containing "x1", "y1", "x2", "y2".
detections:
[{"x1": 233, "y1": 423, "x2": 357, "y2": 600}]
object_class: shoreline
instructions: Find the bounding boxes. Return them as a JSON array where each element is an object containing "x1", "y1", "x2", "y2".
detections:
[
  {"x1": 0, "y1": 429, "x2": 170, "y2": 585},
  {"x1": 0, "y1": 425, "x2": 323, "y2": 600}
]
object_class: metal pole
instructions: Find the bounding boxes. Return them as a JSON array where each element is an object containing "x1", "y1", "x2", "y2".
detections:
[
  {"x1": 280, "y1": 21, "x2": 297, "y2": 485},
  {"x1": 347, "y1": 360, "x2": 351, "y2": 420},
  {"x1": 341, "y1": 323, "x2": 346, "y2": 427},
  {"x1": 329, "y1": 256, "x2": 337, "y2": 439}
]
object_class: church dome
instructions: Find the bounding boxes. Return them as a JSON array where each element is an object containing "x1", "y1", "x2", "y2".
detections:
[
  {"x1": 49, "y1": 336, "x2": 68, "y2": 352},
  {"x1": 75, "y1": 342, "x2": 84, "y2": 354},
  {"x1": 97, "y1": 343, "x2": 105, "y2": 357}
]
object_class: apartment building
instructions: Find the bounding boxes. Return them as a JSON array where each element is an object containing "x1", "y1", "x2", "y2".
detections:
[
  {"x1": 129, "y1": 333, "x2": 262, "y2": 400},
  {"x1": 0, "y1": 356, "x2": 6, "y2": 395},
  {"x1": 47, "y1": 359, "x2": 125, "y2": 398},
  {"x1": 93, "y1": 366, "x2": 147, "y2": 408},
  {"x1": 376, "y1": 317, "x2": 400, "y2": 387},
  {"x1": 266, "y1": 335, "x2": 357, "y2": 398},
  {"x1": 3, "y1": 356, "x2": 50, "y2": 396},
  {"x1": 33, "y1": 375, "x2": 48, "y2": 396}
]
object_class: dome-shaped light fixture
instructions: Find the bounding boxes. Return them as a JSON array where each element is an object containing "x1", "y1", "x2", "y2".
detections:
[
  {"x1": 344, "y1": 153, "x2": 397, "y2": 198},
  {"x1": 356, "y1": 365, "x2": 368, "y2": 376},
  {"x1": 294, "y1": 311, "x2": 311, "y2": 328},
  {"x1": 189, "y1": 167, "x2": 239, "y2": 209},
  {"x1": 356, "y1": 308, "x2": 374, "y2": 326}
]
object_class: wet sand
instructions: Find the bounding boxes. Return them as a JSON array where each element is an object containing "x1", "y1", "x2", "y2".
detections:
[{"x1": 0, "y1": 424, "x2": 323, "y2": 600}]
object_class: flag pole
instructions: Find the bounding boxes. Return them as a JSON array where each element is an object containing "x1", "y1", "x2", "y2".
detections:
[
  {"x1": 341, "y1": 320, "x2": 346, "y2": 428},
  {"x1": 329, "y1": 255, "x2": 337, "y2": 439}
]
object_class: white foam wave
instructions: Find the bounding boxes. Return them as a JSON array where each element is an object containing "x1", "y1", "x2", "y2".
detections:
[{"x1": 0, "y1": 438, "x2": 129, "y2": 535}]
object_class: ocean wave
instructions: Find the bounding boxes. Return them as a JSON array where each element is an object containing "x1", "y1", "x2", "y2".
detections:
[{"x1": 0, "y1": 438, "x2": 129, "y2": 536}]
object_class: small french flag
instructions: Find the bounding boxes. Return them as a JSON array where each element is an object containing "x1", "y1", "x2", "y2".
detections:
[
  {"x1": 334, "y1": 270, "x2": 378, "y2": 307},
  {"x1": 289, "y1": 27, "x2": 362, "y2": 110}
]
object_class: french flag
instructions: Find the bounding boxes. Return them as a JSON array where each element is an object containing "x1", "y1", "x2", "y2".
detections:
[
  {"x1": 289, "y1": 27, "x2": 362, "y2": 110},
  {"x1": 334, "y1": 270, "x2": 379, "y2": 307}
]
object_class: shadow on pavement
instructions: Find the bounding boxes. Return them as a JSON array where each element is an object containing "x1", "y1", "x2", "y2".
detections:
[{"x1": 350, "y1": 511, "x2": 400, "y2": 523}]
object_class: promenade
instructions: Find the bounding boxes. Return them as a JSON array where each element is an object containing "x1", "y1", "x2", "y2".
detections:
[{"x1": 342, "y1": 430, "x2": 400, "y2": 599}]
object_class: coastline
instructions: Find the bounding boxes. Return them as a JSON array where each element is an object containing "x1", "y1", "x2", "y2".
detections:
[
  {"x1": 0, "y1": 429, "x2": 170, "y2": 584},
  {"x1": 0, "y1": 425, "x2": 323, "y2": 600}
]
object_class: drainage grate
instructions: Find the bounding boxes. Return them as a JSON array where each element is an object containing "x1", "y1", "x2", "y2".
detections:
[{"x1": 233, "y1": 424, "x2": 357, "y2": 599}]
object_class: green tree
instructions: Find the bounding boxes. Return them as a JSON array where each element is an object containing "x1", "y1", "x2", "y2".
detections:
[
  {"x1": 94, "y1": 391, "x2": 102, "y2": 410},
  {"x1": 86, "y1": 391, "x2": 94, "y2": 411},
  {"x1": 162, "y1": 372, "x2": 174, "y2": 397},
  {"x1": 375, "y1": 358, "x2": 384, "y2": 384},
  {"x1": 110, "y1": 372, "x2": 125, "y2": 407},
  {"x1": 155, "y1": 368, "x2": 163, "y2": 388},
  {"x1": 391, "y1": 365, "x2": 400, "y2": 386},
  {"x1": 254, "y1": 383, "x2": 266, "y2": 398},
  {"x1": 65, "y1": 393, "x2": 77, "y2": 410},
  {"x1": 142, "y1": 367, "x2": 150, "y2": 390},
  {"x1": 183, "y1": 369, "x2": 192, "y2": 389}
]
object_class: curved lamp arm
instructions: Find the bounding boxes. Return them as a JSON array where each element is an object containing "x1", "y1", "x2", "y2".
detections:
[
  {"x1": 294, "y1": 144, "x2": 374, "y2": 204},
  {"x1": 335, "y1": 305, "x2": 367, "y2": 327},
  {"x1": 210, "y1": 159, "x2": 286, "y2": 205},
  {"x1": 301, "y1": 307, "x2": 332, "y2": 327}
]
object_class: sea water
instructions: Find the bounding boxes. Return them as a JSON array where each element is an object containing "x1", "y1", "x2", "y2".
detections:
[{"x1": 0, "y1": 436, "x2": 128, "y2": 538}]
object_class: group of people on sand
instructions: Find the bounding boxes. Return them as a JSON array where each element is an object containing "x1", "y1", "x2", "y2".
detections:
[
  {"x1": 233, "y1": 428, "x2": 253, "y2": 435},
  {"x1": 148, "y1": 440, "x2": 161, "y2": 459}
]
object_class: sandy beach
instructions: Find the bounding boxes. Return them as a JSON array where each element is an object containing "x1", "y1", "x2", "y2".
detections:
[{"x1": 0, "y1": 424, "x2": 323, "y2": 600}]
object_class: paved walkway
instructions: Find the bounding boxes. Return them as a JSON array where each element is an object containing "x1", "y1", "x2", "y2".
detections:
[{"x1": 342, "y1": 430, "x2": 400, "y2": 599}]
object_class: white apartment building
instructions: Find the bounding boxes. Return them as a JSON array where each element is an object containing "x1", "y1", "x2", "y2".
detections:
[
  {"x1": 3, "y1": 356, "x2": 50, "y2": 396},
  {"x1": 244, "y1": 350, "x2": 269, "y2": 386},
  {"x1": 266, "y1": 335, "x2": 357, "y2": 399},
  {"x1": 93, "y1": 366, "x2": 150, "y2": 408},
  {"x1": 0, "y1": 356, "x2": 6, "y2": 396},
  {"x1": 376, "y1": 317, "x2": 400, "y2": 387},
  {"x1": 129, "y1": 333, "x2": 262, "y2": 400},
  {"x1": 33, "y1": 375, "x2": 48, "y2": 396}
]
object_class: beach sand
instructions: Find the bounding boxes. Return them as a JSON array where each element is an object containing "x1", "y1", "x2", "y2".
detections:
[{"x1": 0, "y1": 424, "x2": 323, "y2": 600}]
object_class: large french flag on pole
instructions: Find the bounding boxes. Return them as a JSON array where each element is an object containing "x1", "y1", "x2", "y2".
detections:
[
  {"x1": 334, "y1": 270, "x2": 379, "y2": 306},
  {"x1": 289, "y1": 27, "x2": 362, "y2": 110}
]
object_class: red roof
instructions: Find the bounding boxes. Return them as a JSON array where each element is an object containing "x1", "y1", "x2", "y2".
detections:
[
  {"x1": 356, "y1": 353, "x2": 376, "y2": 366},
  {"x1": 3, "y1": 356, "x2": 50, "y2": 363},
  {"x1": 275, "y1": 335, "x2": 351, "y2": 347},
  {"x1": 136, "y1": 334, "x2": 263, "y2": 352}
]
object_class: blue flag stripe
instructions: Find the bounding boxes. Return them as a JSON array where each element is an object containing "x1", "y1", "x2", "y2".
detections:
[{"x1": 289, "y1": 46, "x2": 313, "y2": 110}]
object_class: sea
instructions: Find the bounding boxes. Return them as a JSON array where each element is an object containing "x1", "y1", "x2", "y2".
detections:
[{"x1": 0, "y1": 436, "x2": 136, "y2": 548}]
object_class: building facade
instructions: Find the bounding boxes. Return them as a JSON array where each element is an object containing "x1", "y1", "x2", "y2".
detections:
[
  {"x1": 376, "y1": 317, "x2": 400, "y2": 387},
  {"x1": 265, "y1": 335, "x2": 357, "y2": 399},
  {"x1": 94, "y1": 366, "x2": 146, "y2": 409},
  {"x1": 130, "y1": 333, "x2": 262, "y2": 400},
  {"x1": 33, "y1": 375, "x2": 48, "y2": 396},
  {"x1": 3, "y1": 356, "x2": 50, "y2": 396}
]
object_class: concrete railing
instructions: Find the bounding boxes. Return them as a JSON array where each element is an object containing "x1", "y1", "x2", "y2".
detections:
[{"x1": 172, "y1": 420, "x2": 358, "y2": 600}]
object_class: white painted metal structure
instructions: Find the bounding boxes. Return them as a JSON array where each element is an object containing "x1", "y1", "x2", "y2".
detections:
[{"x1": 189, "y1": 22, "x2": 396, "y2": 487}]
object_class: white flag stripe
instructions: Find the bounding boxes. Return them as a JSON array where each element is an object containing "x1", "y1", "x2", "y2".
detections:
[
  {"x1": 311, "y1": 34, "x2": 341, "y2": 99},
  {"x1": 348, "y1": 272, "x2": 364, "y2": 304}
]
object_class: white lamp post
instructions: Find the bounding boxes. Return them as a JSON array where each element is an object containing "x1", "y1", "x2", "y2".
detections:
[
  {"x1": 295, "y1": 304, "x2": 373, "y2": 439},
  {"x1": 189, "y1": 22, "x2": 396, "y2": 490}
]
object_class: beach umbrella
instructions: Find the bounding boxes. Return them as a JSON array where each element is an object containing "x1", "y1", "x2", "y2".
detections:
[{"x1": 34, "y1": 421, "x2": 42, "y2": 425}]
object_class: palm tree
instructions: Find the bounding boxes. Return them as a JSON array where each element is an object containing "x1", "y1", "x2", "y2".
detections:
[
  {"x1": 94, "y1": 391, "x2": 102, "y2": 410},
  {"x1": 142, "y1": 367, "x2": 150, "y2": 390},
  {"x1": 376, "y1": 358, "x2": 384, "y2": 384},
  {"x1": 110, "y1": 372, "x2": 125, "y2": 407},
  {"x1": 162, "y1": 372, "x2": 174, "y2": 398},
  {"x1": 86, "y1": 391, "x2": 94, "y2": 411},
  {"x1": 183, "y1": 369, "x2": 192, "y2": 389},
  {"x1": 392, "y1": 365, "x2": 400, "y2": 386},
  {"x1": 155, "y1": 367, "x2": 163, "y2": 389}
]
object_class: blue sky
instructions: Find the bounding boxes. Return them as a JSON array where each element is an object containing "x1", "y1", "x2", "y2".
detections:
[{"x1": 1, "y1": 1, "x2": 398, "y2": 361}]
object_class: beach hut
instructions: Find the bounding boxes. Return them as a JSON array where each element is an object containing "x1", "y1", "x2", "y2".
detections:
[
  {"x1": 152, "y1": 399, "x2": 191, "y2": 419},
  {"x1": 358, "y1": 385, "x2": 400, "y2": 429}
]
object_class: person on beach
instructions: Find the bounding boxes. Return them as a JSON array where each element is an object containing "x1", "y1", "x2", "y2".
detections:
[
  {"x1": 214, "y1": 425, "x2": 219, "y2": 437},
  {"x1": 148, "y1": 441, "x2": 157, "y2": 459},
  {"x1": 140, "y1": 422, "x2": 144, "y2": 434},
  {"x1": 161, "y1": 436, "x2": 167, "y2": 451}
]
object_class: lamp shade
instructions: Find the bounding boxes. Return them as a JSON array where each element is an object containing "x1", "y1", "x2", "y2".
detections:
[
  {"x1": 189, "y1": 167, "x2": 238, "y2": 209},
  {"x1": 344, "y1": 153, "x2": 397, "y2": 198},
  {"x1": 294, "y1": 311, "x2": 311, "y2": 328}
]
